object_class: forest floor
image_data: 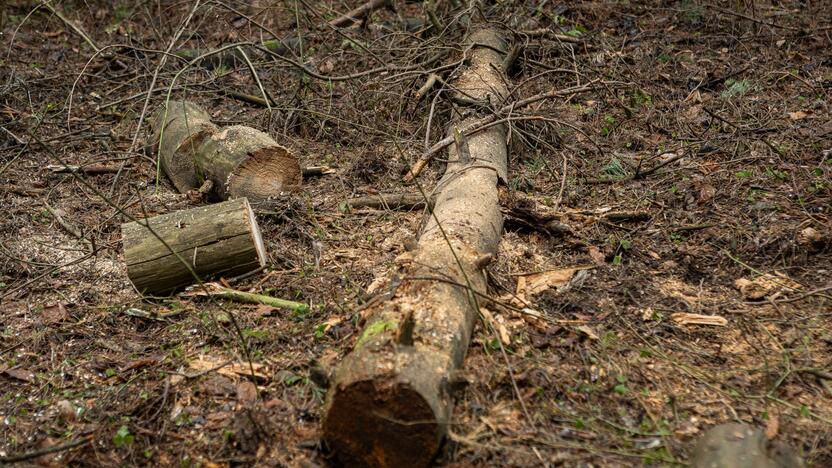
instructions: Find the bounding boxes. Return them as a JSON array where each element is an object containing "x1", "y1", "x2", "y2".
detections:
[{"x1": 1, "y1": 0, "x2": 831, "y2": 466}]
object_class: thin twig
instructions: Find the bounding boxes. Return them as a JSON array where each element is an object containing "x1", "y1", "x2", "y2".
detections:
[
  {"x1": 0, "y1": 436, "x2": 92, "y2": 463},
  {"x1": 42, "y1": 1, "x2": 100, "y2": 52}
]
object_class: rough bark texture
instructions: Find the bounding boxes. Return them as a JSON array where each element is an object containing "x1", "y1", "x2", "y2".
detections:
[
  {"x1": 690, "y1": 423, "x2": 804, "y2": 468},
  {"x1": 122, "y1": 198, "x2": 267, "y2": 295},
  {"x1": 322, "y1": 28, "x2": 508, "y2": 468},
  {"x1": 151, "y1": 101, "x2": 301, "y2": 201}
]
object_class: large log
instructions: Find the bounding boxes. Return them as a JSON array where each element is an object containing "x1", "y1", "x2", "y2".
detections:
[
  {"x1": 151, "y1": 101, "x2": 301, "y2": 201},
  {"x1": 322, "y1": 28, "x2": 509, "y2": 467},
  {"x1": 122, "y1": 198, "x2": 267, "y2": 295}
]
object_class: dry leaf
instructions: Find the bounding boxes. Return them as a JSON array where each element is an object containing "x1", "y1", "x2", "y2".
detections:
[
  {"x1": 576, "y1": 325, "x2": 599, "y2": 340},
  {"x1": 40, "y1": 303, "x2": 68, "y2": 324},
  {"x1": 236, "y1": 381, "x2": 258, "y2": 406},
  {"x1": 787, "y1": 111, "x2": 808, "y2": 120},
  {"x1": 671, "y1": 313, "x2": 728, "y2": 326},
  {"x1": 588, "y1": 246, "x2": 606, "y2": 265},
  {"x1": 735, "y1": 272, "x2": 801, "y2": 300},
  {"x1": 518, "y1": 266, "x2": 592, "y2": 297}
]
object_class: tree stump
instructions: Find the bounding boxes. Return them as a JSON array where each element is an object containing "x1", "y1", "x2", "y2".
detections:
[
  {"x1": 151, "y1": 101, "x2": 301, "y2": 201},
  {"x1": 122, "y1": 198, "x2": 267, "y2": 295}
]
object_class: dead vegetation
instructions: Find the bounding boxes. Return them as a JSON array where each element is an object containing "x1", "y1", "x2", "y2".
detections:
[{"x1": 1, "y1": 0, "x2": 831, "y2": 466}]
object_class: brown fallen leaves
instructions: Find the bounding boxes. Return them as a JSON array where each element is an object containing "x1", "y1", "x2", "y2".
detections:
[{"x1": 735, "y1": 272, "x2": 801, "y2": 300}]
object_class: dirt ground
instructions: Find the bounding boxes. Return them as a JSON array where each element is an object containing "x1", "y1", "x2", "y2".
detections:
[{"x1": 1, "y1": 0, "x2": 831, "y2": 466}]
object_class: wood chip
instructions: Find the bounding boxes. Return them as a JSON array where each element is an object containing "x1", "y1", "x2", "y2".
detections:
[
  {"x1": 188, "y1": 356, "x2": 269, "y2": 381},
  {"x1": 671, "y1": 313, "x2": 728, "y2": 326},
  {"x1": 480, "y1": 308, "x2": 511, "y2": 345},
  {"x1": 518, "y1": 266, "x2": 592, "y2": 297},
  {"x1": 765, "y1": 413, "x2": 779, "y2": 440},
  {"x1": 576, "y1": 325, "x2": 599, "y2": 340}
]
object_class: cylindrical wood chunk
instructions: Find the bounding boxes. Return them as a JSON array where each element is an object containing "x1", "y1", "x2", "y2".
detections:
[
  {"x1": 122, "y1": 198, "x2": 267, "y2": 295},
  {"x1": 151, "y1": 101, "x2": 301, "y2": 201}
]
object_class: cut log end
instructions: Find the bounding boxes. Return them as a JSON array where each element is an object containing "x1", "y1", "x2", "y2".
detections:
[
  {"x1": 324, "y1": 380, "x2": 439, "y2": 468},
  {"x1": 227, "y1": 145, "x2": 302, "y2": 201},
  {"x1": 244, "y1": 198, "x2": 268, "y2": 268},
  {"x1": 151, "y1": 102, "x2": 301, "y2": 201}
]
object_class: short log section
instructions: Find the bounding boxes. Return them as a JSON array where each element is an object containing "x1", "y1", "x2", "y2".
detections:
[
  {"x1": 152, "y1": 101, "x2": 301, "y2": 201},
  {"x1": 322, "y1": 28, "x2": 509, "y2": 467},
  {"x1": 122, "y1": 198, "x2": 267, "y2": 295}
]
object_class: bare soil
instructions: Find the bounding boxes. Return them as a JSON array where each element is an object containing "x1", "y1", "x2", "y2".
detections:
[{"x1": 1, "y1": 1, "x2": 830, "y2": 466}]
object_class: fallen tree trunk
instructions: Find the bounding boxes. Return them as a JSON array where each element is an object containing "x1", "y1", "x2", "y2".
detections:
[
  {"x1": 322, "y1": 28, "x2": 509, "y2": 467},
  {"x1": 122, "y1": 198, "x2": 267, "y2": 295},
  {"x1": 152, "y1": 101, "x2": 301, "y2": 201}
]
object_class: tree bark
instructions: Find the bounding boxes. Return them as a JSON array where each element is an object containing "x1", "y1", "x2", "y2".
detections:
[
  {"x1": 322, "y1": 28, "x2": 508, "y2": 468},
  {"x1": 122, "y1": 198, "x2": 267, "y2": 295},
  {"x1": 151, "y1": 101, "x2": 301, "y2": 201}
]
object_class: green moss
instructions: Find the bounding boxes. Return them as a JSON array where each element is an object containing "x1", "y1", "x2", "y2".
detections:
[{"x1": 357, "y1": 319, "x2": 397, "y2": 346}]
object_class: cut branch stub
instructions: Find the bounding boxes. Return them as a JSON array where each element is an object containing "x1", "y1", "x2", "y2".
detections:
[
  {"x1": 323, "y1": 28, "x2": 508, "y2": 468},
  {"x1": 152, "y1": 101, "x2": 301, "y2": 201}
]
